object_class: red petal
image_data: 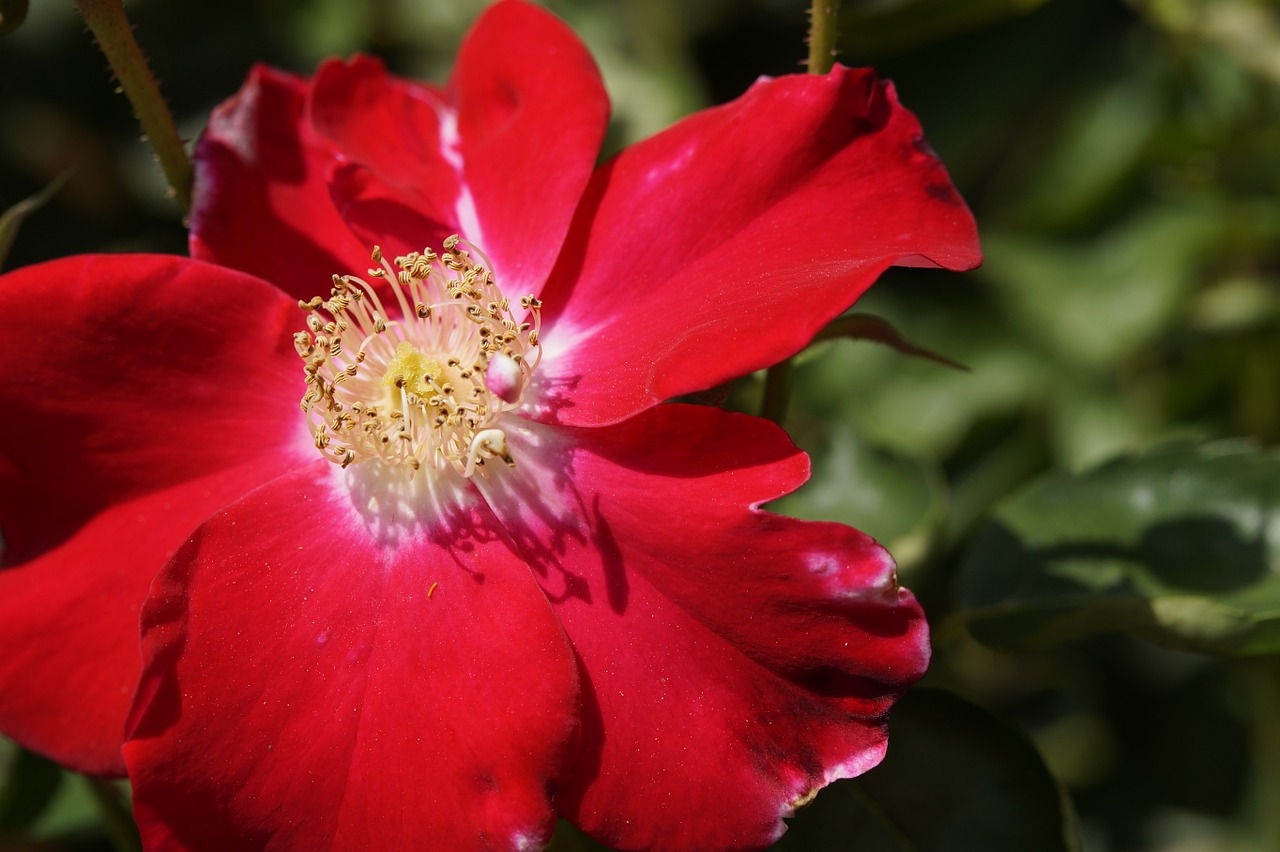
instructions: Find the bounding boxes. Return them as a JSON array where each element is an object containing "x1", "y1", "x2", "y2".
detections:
[
  {"x1": 308, "y1": 55, "x2": 460, "y2": 255},
  {"x1": 0, "y1": 471, "x2": 294, "y2": 776},
  {"x1": 476, "y1": 405, "x2": 929, "y2": 850},
  {"x1": 190, "y1": 65, "x2": 368, "y2": 298},
  {"x1": 445, "y1": 0, "x2": 608, "y2": 294},
  {"x1": 534, "y1": 68, "x2": 981, "y2": 426},
  {"x1": 124, "y1": 461, "x2": 580, "y2": 851},
  {"x1": 325, "y1": 161, "x2": 459, "y2": 262},
  {"x1": 310, "y1": 1, "x2": 608, "y2": 295},
  {"x1": 0, "y1": 255, "x2": 307, "y2": 773},
  {"x1": 306, "y1": 55, "x2": 458, "y2": 262}
]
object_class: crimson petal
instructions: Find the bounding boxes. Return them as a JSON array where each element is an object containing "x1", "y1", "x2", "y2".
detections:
[
  {"x1": 445, "y1": 0, "x2": 609, "y2": 294},
  {"x1": 476, "y1": 405, "x2": 929, "y2": 850},
  {"x1": 124, "y1": 461, "x2": 580, "y2": 852},
  {"x1": 190, "y1": 65, "x2": 368, "y2": 298},
  {"x1": 0, "y1": 255, "x2": 308, "y2": 773},
  {"x1": 0, "y1": 472, "x2": 294, "y2": 776},
  {"x1": 310, "y1": 0, "x2": 608, "y2": 295},
  {"x1": 534, "y1": 67, "x2": 981, "y2": 426},
  {"x1": 307, "y1": 58, "x2": 461, "y2": 261}
]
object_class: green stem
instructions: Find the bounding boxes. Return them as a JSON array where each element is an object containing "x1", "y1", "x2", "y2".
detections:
[
  {"x1": 760, "y1": 357, "x2": 793, "y2": 425},
  {"x1": 1250, "y1": 658, "x2": 1280, "y2": 849},
  {"x1": 75, "y1": 0, "x2": 191, "y2": 215},
  {"x1": 807, "y1": 0, "x2": 841, "y2": 75},
  {"x1": 760, "y1": 0, "x2": 842, "y2": 424},
  {"x1": 940, "y1": 422, "x2": 1047, "y2": 553},
  {"x1": 84, "y1": 776, "x2": 142, "y2": 852}
]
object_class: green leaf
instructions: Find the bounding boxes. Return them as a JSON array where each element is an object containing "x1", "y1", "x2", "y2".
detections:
[
  {"x1": 1141, "y1": 0, "x2": 1280, "y2": 88},
  {"x1": 956, "y1": 440, "x2": 1280, "y2": 655},
  {"x1": 990, "y1": 72, "x2": 1163, "y2": 231},
  {"x1": 795, "y1": 301, "x2": 1051, "y2": 459},
  {"x1": 981, "y1": 204, "x2": 1223, "y2": 369},
  {"x1": 1044, "y1": 374, "x2": 1162, "y2": 472},
  {"x1": 0, "y1": 744, "x2": 62, "y2": 830},
  {"x1": 27, "y1": 773, "x2": 102, "y2": 840},
  {"x1": 775, "y1": 689, "x2": 1080, "y2": 851}
]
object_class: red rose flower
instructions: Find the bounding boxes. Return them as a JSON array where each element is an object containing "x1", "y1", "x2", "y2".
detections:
[{"x1": 0, "y1": 1, "x2": 979, "y2": 849}]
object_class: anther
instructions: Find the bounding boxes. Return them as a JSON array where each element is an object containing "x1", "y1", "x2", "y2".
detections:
[{"x1": 295, "y1": 235, "x2": 543, "y2": 480}]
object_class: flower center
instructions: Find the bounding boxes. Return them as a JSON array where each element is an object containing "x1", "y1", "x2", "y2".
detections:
[{"x1": 295, "y1": 236, "x2": 542, "y2": 479}]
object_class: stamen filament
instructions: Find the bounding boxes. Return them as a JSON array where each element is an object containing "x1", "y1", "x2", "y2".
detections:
[{"x1": 296, "y1": 238, "x2": 542, "y2": 481}]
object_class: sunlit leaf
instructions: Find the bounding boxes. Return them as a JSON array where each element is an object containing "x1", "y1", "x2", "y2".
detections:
[
  {"x1": 981, "y1": 204, "x2": 1223, "y2": 369},
  {"x1": 956, "y1": 440, "x2": 1280, "y2": 654},
  {"x1": 1044, "y1": 375, "x2": 1162, "y2": 471},
  {"x1": 991, "y1": 72, "x2": 1163, "y2": 231},
  {"x1": 1141, "y1": 0, "x2": 1280, "y2": 87}
]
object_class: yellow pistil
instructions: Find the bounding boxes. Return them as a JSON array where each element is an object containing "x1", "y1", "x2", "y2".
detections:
[
  {"x1": 294, "y1": 236, "x2": 542, "y2": 479},
  {"x1": 381, "y1": 341, "x2": 443, "y2": 399}
]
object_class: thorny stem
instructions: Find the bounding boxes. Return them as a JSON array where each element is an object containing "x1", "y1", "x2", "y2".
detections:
[
  {"x1": 807, "y1": 0, "x2": 840, "y2": 75},
  {"x1": 759, "y1": 0, "x2": 840, "y2": 424},
  {"x1": 75, "y1": 0, "x2": 192, "y2": 215}
]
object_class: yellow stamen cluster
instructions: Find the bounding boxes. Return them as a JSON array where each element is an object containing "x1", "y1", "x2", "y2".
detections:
[{"x1": 295, "y1": 236, "x2": 542, "y2": 479}]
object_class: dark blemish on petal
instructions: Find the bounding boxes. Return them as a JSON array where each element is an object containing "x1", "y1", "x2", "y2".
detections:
[
  {"x1": 911, "y1": 134, "x2": 938, "y2": 159},
  {"x1": 925, "y1": 182, "x2": 962, "y2": 206}
]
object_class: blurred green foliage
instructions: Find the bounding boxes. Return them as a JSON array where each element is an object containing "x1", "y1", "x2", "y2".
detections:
[
  {"x1": 958, "y1": 441, "x2": 1280, "y2": 655},
  {"x1": 776, "y1": 689, "x2": 1082, "y2": 851},
  {"x1": 2, "y1": 0, "x2": 1279, "y2": 849}
]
